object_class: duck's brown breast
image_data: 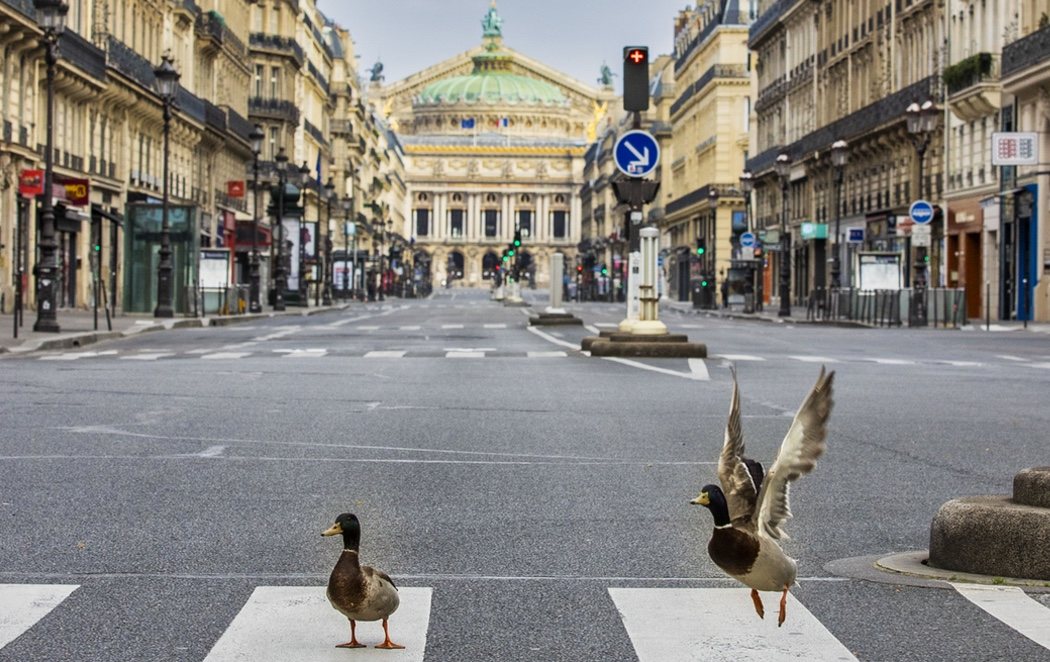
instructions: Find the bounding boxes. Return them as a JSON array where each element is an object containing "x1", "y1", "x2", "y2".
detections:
[{"x1": 708, "y1": 527, "x2": 760, "y2": 577}]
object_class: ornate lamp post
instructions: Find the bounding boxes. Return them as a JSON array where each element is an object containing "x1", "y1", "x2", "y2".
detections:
[
  {"x1": 906, "y1": 100, "x2": 937, "y2": 325},
  {"x1": 774, "y1": 153, "x2": 792, "y2": 317},
  {"x1": 297, "y1": 160, "x2": 311, "y2": 302},
  {"x1": 739, "y1": 169, "x2": 759, "y2": 312},
  {"x1": 273, "y1": 147, "x2": 288, "y2": 311},
  {"x1": 31, "y1": 0, "x2": 68, "y2": 332},
  {"x1": 248, "y1": 124, "x2": 264, "y2": 313},
  {"x1": 829, "y1": 140, "x2": 849, "y2": 289},
  {"x1": 322, "y1": 177, "x2": 335, "y2": 306},
  {"x1": 341, "y1": 194, "x2": 353, "y2": 299},
  {"x1": 153, "y1": 52, "x2": 180, "y2": 318}
]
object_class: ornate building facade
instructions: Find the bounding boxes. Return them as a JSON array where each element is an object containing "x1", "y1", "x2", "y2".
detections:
[{"x1": 372, "y1": 3, "x2": 614, "y2": 288}]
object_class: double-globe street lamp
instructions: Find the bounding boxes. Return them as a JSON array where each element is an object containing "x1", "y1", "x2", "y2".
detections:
[
  {"x1": 273, "y1": 147, "x2": 289, "y2": 311},
  {"x1": 906, "y1": 99, "x2": 937, "y2": 325},
  {"x1": 153, "y1": 52, "x2": 180, "y2": 318},
  {"x1": 248, "y1": 124, "x2": 265, "y2": 313},
  {"x1": 829, "y1": 140, "x2": 849, "y2": 289},
  {"x1": 774, "y1": 153, "x2": 792, "y2": 317},
  {"x1": 321, "y1": 177, "x2": 335, "y2": 306},
  {"x1": 32, "y1": 0, "x2": 68, "y2": 332},
  {"x1": 296, "y1": 160, "x2": 311, "y2": 303},
  {"x1": 341, "y1": 194, "x2": 353, "y2": 299}
]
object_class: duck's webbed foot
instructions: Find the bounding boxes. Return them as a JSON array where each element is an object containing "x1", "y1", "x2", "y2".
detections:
[{"x1": 750, "y1": 588, "x2": 765, "y2": 620}]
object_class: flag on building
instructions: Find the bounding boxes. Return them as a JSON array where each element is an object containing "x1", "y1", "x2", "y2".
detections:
[
  {"x1": 497, "y1": 117, "x2": 510, "y2": 128},
  {"x1": 460, "y1": 118, "x2": 476, "y2": 129}
]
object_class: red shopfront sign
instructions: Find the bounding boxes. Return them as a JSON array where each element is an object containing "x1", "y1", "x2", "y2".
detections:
[
  {"x1": 227, "y1": 180, "x2": 245, "y2": 198},
  {"x1": 17, "y1": 170, "x2": 89, "y2": 205},
  {"x1": 18, "y1": 169, "x2": 44, "y2": 197}
]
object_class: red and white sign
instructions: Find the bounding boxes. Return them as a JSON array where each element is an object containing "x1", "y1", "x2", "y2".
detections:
[
  {"x1": 991, "y1": 132, "x2": 1039, "y2": 166},
  {"x1": 18, "y1": 169, "x2": 44, "y2": 198},
  {"x1": 227, "y1": 180, "x2": 246, "y2": 198}
]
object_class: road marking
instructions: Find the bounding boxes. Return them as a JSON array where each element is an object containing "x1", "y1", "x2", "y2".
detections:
[
  {"x1": 952, "y1": 583, "x2": 1050, "y2": 651},
  {"x1": 252, "y1": 327, "x2": 300, "y2": 342},
  {"x1": 120, "y1": 353, "x2": 175, "y2": 361},
  {"x1": 602, "y1": 357, "x2": 709, "y2": 381},
  {"x1": 595, "y1": 322, "x2": 618, "y2": 328},
  {"x1": 998, "y1": 355, "x2": 1027, "y2": 362},
  {"x1": 678, "y1": 323, "x2": 704, "y2": 329},
  {"x1": 364, "y1": 351, "x2": 406, "y2": 358},
  {"x1": 275, "y1": 349, "x2": 327, "y2": 358},
  {"x1": 192, "y1": 445, "x2": 226, "y2": 458},
  {"x1": 609, "y1": 587, "x2": 858, "y2": 662},
  {"x1": 527, "y1": 351, "x2": 568, "y2": 358},
  {"x1": 584, "y1": 325, "x2": 601, "y2": 334},
  {"x1": 1028, "y1": 362, "x2": 1050, "y2": 369},
  {"x1": 399, "y1": 325, "x2": 421, "y2": 331},
  {"x1": 0, "y1": 584, "x2": 79, "y2": 649},
  {"x1": 446, "y1": 351, "x2": 485, "y2": 358},
  {"x1": 688, "y1": 358, "x2": 710, "y2": 380},
  {"x1": 788, "y1": 355, "x2": 841, "y2": 363},
  {"x1": 355, "y1": 326, "x2": 381, "y2": 331},
  {"x1": 441, "y1": 324, "x2": 464, "y2": 329},
  {"x1": 526, "y1": 325, "x2": 581, "y2": 351},
  {"x1": 483, "y1": 323, "x2": 507, "y2": 329},
  {"x1": 938, "y1": 360, "x2": 984, "y2": 367},
  {"x1": 715, "y1": 354, "x2": 766, "y2": 362},
  {"x1": 867, "y1": 358, "x2": 916, "y2": 365},
  {"x1": 203, "y1": 586, "x2": 432, "y2": 662},
  {"x1": 39, "y1": 350, "x2": 118, "y2": 361},
  {"x1": 200, "y1": 352, "x2": 252, "y2": 360}
]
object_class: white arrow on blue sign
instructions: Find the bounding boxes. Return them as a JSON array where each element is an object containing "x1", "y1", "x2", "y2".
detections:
[
  {"x1": 909, "y1": 199, "x2": 934, "y2": 225},
  {"x1": 614, "y1": 130, "x2": 660, "y2": 178},
  {"x1": 739, "y1": 232, "x2": 756, "y2": 248}
]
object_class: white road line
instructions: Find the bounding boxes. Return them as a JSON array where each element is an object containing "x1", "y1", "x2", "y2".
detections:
[
  {"x1": 952, "y1": 583, "x2": 1050, "y2": 651},
  {"x1": 0, "y1": 584, "x2": 79, "y2": 649},
  {"x1": 446, "y1": 351, "x2": 485, "y2": 358},
  {"x1": 609, "y1": 587, "x2": 858, "y2": 662},
  {"x1": 203, "y1": 586, "x2": 432, "y2": 662},
  {"x1": 678, "y1": 323, "x2": 704, "y2": 329},
  {"x1": 938, "y1": 360, "x2": 984, "y2": 367},
  {"x1": 998, "y1": 355, "x2": 1027, "y2": 362},
  {"x1": 200, "y1": 352, "x2": 252, "y2": 360},
  {"x1": 867, "y1": 358, "x2": 916, "y2": 365},
  {"x1": 193, "y1": 445, "x2": 226, "y2": 458},
  {"x1": 399, "y1": 325, "x2": 421, "y2": 331},
  {"x1": 602, "y1": 357, "x2": 709, "y2": 381},
  {"x1": 39, "y1": 350, "x2": 118, "y2": 361},
  {"x1": 527, "y1": 351, "x2": 568, "y2": 358},
  {"x1": 526, "y1": 325, "x2": 581, "y2": 351},
  {"x1": 364, "y1": 351, "x2": 406, "y2": 358},
  {"x1": 584, "y1": 324, "x2": 601, "y2": 334},
  {"x1": 355, "y1": 326, "x2": 381, "y2": 331},
  {"x1": 788, "y1": 355, "x2": 841, "y2": 363},
  {"x1": 275, "y1": 349, "x2": 327, "y2": 359},
  {"x1": 483, "y1": 323, "x2": 507, "y2": 329},
  {"x1": 441, "y1": 324, "x2": 464, "y2": 329},
  {"x1": 1028, "y1": 362, "x2": 1050, "y2": 369},
  {"x1": 594, "y1": 322, "x2": 618, "y2": 328},
  {"x1": 688, "y1": 358, "x2": 710, "y2": 380},
  {"x1": 120, "y1": 353, "x2": 175, "y2": 361},
  {"x1": 715, "y1": 354, "x2": 766, "y2": 362}
]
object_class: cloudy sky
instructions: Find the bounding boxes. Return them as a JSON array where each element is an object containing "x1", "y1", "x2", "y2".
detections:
[{"x1": 316, "y1": 0, "x2": 690, "y2": 90}]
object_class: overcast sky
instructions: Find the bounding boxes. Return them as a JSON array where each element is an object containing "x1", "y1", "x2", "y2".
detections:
[{"x1": 317, "y1": 0, "x2": 689, "y2": 90}]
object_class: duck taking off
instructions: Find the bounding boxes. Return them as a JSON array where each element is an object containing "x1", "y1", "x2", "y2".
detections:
[{"x1": 691, "y1": 367, "x2": 835, "y2": 626}]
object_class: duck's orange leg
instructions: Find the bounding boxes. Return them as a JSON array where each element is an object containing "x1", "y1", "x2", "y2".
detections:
[
  {"x1": 778, "y1": 587, "x2": 789, "y2": 627},
  {"x1": 750, "y1": 588, "x2": 765, "y2": 620},
  {"x1": 374, "y1": 618, "x2": 405, "y2": 650},
  {"x1": 336, "y1": 619, "x2": 366, "y2": 648}
]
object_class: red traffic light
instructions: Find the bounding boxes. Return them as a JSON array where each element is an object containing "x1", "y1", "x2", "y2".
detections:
[{"x1": 626, "y1": 48, "x2": 647, "y2": 65}]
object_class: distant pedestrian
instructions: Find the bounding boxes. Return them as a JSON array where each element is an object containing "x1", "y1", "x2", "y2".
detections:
[{"x1": 721, "y1": 279, "x2": 729, "y2": 308}]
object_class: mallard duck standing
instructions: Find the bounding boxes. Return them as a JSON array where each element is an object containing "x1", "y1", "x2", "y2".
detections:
[
  {"x1": 691, "y1": 367, "x2": 834, "y2": 626},
  {"x1": 322, "y1": 513, "x2": 404, "y2": 650}
]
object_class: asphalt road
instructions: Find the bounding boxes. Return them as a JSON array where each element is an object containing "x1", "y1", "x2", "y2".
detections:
[{"x1": 1, "y1": 288, "x2": 1048, "y2": 662}]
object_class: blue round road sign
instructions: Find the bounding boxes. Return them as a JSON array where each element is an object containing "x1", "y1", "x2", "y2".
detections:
[
  {"x1": 740, "y1": 232, "x2": 756, "y2": 248},
  {"x1": 910, "y1": 199, "x2": 934, "y2": 224},
  {"x1": 614, "y1": 130, "x2": 660, "y2": 178}
]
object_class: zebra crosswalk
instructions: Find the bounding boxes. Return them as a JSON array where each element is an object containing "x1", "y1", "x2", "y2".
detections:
[
  {"x1": 3, "y1": 582, "x2": 1049, "y2": 660},
  {"x1": 36, "y1": 349, "x2": 574, "y2": 361}
]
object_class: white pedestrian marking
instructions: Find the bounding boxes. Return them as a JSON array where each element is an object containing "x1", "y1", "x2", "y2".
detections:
[
  {"x1": 200, "y1": 352, "x2": 252, "y2": 360},
  {"x1": 203, "y1": 586, "x2": 432, "y2": 662},
  {"x1": 584, "y1": 325, "x2": 601, "y2": 335},
  {"x1": 715, "y1": 354, "x2": 766, "y2": 362},
  {"x1": 594, "y1": 322, "x2": 618, "y2": 328},
  {"x1": 952, "y1": 583, "x2": 1050, "y2": 651},
  {"x1": 441, "y1": 324, "x2": 464, "y2": 329},
  {"x1": 610, "y1": 587, "x2": 858, "y2": 662},
  {"x1": 355, "y1": 326, "x2": 381, "y2": 331},
  {"x1": 120, "y1": 353, "x2": 175, "y2": 361},
  {"x1": 526, "y1": 326, "x2": 580, "y2": 351},
  {"x1": 679, "y1": 323, "x2": 704, "y2": 329},
  {"x1": 688, "y1": 358, "x2": 710, "y2": 380},
  {"x1": 446, "y1": 351, "x2": 485, "y2": 358},
  {"x1": 399, "y1": 325, "x2": 421, "y2": 331},
  {"x1": 193, "y1": 445, "x2": 226, "y2": 458},
  {"x1": 939, "y1": 360, "x2": 984, "y2": 367},
  {"x1": 527, "y1": 351, "x2": 568, "y2": 358},
  {"x1": 602, "y1": 357, "x2": 709, "y2": 382},
  {"x1": 275, "y1": 349, "x2": 327, "y2": 358},
  {"x1": 867, "y1": 358, "x2": 916, "y2": 365},
  {"x1": 364, "y1": 351, "x2": 407, "y2": 358},
  {"x1": 788, "y1": 355, "x2": 841, "y2": 363},
  {"x1": 998, "y1": 355, "x2": 1027, "y2": 362},
  {"x1": 483, "y1": 323, "x2": 507, "y2": 329},
  {"x1": 1028, "y1": 362, "x2": 1050, "y2": 369},
  {"x1": 0, "y1": 584, "x2": 79, "y2": 649},
  {"x1": 40, "y1": 350, "x2": 118, "y2": 361}
]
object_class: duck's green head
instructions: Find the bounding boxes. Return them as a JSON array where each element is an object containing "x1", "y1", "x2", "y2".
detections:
[
  {"x1": 322, "y1": 513, "x2": 361, "y2": 549},
  {"x1": 690, "y1": 484, "x2": 731, "y2": 527}
]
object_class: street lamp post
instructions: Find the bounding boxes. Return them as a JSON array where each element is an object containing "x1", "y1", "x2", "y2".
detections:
[
  {"x1": 248, "y1": 124, "x2": 264, "y2": 313},
  {"x1": 273, "y1": 147, "x2": 288, "y2": 311},
  {"x1": 31, "y1": 0, "x2": 68, "y2": 332},
  {"x1": 906, "y1": 100, "x2": 937, "y2": 325},
  {"x1": 153, "y1": 52, "x2": 180, "y2": 318},
  {"x1": 774, "y1": 153, "x2": 792, "y2": 317},
  {"x1": 740, "y1": 169, "x2": 759, "y2": 312},
  {"x1": 297, "y1": 161, "x2": 311, "y2": 303},
  {"x1": 322, "y1": 177, "x2": 335, "y2": 306},
  {"x1": 341, "y1": 194, "x2": 352, "y2": 299},
  {"x1": 706, "y1": 187, "x2": 718, "y2": 309},
  {"x1": 830, "y1": 140, "x2": 849, "y2": 289}
]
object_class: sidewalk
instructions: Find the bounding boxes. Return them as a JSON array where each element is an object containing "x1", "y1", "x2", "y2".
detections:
[{"x1": 0, "y1": 302, "x2": 351, "y2": 355}]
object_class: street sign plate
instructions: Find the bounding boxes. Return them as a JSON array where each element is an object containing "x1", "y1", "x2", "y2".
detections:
[
  {"x1": 740, "y1": 231, "x2": 756, "y2": 248},
  {"x1": 614, "y1": 130, "x2": 660, "y2": 178},
  {"x1": 910, "y1": 199, "x2": 934, "y2": 224},
  {"x1": 847, "y1": 228, "x2": 865, "y2": 243},
  {"x1": 911, "y1": 224, "x2": 931, "y2": 247},
  {"x1": 741, "y1": 247, "x2": 754, "y2": 260}
]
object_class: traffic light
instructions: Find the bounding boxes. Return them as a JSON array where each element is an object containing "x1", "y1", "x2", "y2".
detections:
[
  {"x1": 576, "y1": 265, "x2": 583, "y2": 273},
  {"x1": 600, "y1": 264, "x2": 609, "y2": 276},
  {"x1": 623, "y1": 46, "x2": 650, "y2": 112},
  {"x1": 696, "y1": 237, "x2": 706, "y2": 256},
  {"x1": 513, "y1": 229, "x2": 522, "y2": 248}
]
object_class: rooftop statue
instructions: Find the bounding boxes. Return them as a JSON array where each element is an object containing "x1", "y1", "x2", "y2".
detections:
[
  {"x1": 598, "y1": 63, "x2": 616, "y2": 88},
  {"x1": 481, "y1": 1, "x2": 503, "y2": 38},
  {"x1": 369, "y1": 60, "x2": 384, "y2": 83}
]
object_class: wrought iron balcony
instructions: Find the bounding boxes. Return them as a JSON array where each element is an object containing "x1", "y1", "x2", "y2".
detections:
[
  {"x1": 248, "y1": 97, "x2": 300, "y2": 125},
  {"x1": 945, "y1": 53, "x2": 1001, "y2": 122},
  {"x1": 227, "y1": 108, "x2": 254, "y2": 142},
  {"x1": 749, "y1": 0, "x2": 797, "y2": 48},
  {"x1": 1002, "y1": 21, "x2": 1050, "y2": 78},
  {"x1": 249, "y1": 33, "x2": 304, "y2": 66},
  {"x1": 307, "y1": 60, "x2": 330, "y2": 95},
  {"x1": 196, "y1": 10, "x2": 247, "y2": 59},
  {"x1": 106, "y1": 36, "x2": 155, "y2": 90},
  {"x1": 62, "y1": 31, "x2": 107, "y2": 81},
  {"x1": 304, "y1": 119, "x2": 328, "y2": 147}
]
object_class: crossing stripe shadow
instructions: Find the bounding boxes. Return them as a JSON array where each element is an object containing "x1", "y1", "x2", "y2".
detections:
[
  {"x1": 609, "y1": 587, "x2": 857, "y2": 662},
  {"x1": 952, "y1": 583, "x2": 1050, "y2": 652},
  {"x1": 204, "y1": 586, "x2": 432, "y2": 661},
  {"x1": 0, "y1": 584, "x2": 79, "y2": 649}
]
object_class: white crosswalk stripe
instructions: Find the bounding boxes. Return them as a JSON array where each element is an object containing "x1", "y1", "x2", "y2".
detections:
[
  {"x1": 39, "y1": 350, "x2": 118, "y2": 361},
  {"x1": 866, "y1": 358, "x2": 916, "y2": 365},
  {"x1": 715, "y1": 354, "x2": 766, "y2": 362},
  {"x1": 788, "y1": 355, "x2": 841, "y2": 363},
  {"x1": 274, "y1": 349, "x2": 327, "y2": 359},
  {"x1": 609, "y1": 587, "x2": 858, "y2": 662},
  {"x1": 120, "y1": 353, "x2": 175, "y2": 361},
  {"x1": 364, "y1": 351, "x2": 407, "y2": 358},
  {"x1": 952, "y1": 583, "x2": 1050, "y2": 652},
  {"x1": 527, "y1": 351, "x2": 568, "y2": 358},
  {"x1": 200, "y1": 352, "x2": 253, "y2": 360},
  {"x1": 0, "y1": 584, "x2": 79, "y2": 649},
  {"x1": 203, "y1": 586, "x2": 432, "y2": 662},
  {"x1": 446, "y1": 351, "x2": 485, "y2": 358},
  {"x1": 483, "y1": 324, "x2": 507, "y2": 329}
]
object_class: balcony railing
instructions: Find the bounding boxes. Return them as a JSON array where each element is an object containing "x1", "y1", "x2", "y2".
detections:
[
  {"x1": 1002, "y1": 21, "x2": 1050, "y2": 78},
  {"x1": 307, "y1": 60, "x2": 330, "y2": 95},
  {"x1": 749, "y1": 0, "x2": 796, "y2": 47},
  {"x1": 106, "y1": 36, "x2": 155, "y2": 90},
  {"x1": 304, "y1": 119, "x2": 328, "y2": 147},
  {"x1": 944, "y1": 52, "x2": 998, "y2": 95},
  {"x1": 226, "y1": 108, "x2": 254, "y2": 142},
  {"x1": 0, "y1": 0, "x2": 34, "y2": 19},
  {"x1": 61, "y1": 31, "x2": 107, "y2": 81},
  {"x1": 670, "y1": 64, "x2": 749, "y2": 116},
  {"x1": 196, "y1": 10, "x2": 247, "y2": 59},
  {"x1": 248, "y1": 97, "x2": 300, "y2": 125},
  {"x1": 249, "y1": 33, "x2": 304, "y2": 66}
]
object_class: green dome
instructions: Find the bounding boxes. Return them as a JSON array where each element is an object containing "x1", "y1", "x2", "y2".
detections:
[{"x1": 418, "y1": 71, "x2": 566, "y2": 106}]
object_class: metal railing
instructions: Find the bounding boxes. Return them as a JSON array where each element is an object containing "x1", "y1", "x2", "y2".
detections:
[{"x1": 807, "y1": 287, "x2": 967, "y2": 328}]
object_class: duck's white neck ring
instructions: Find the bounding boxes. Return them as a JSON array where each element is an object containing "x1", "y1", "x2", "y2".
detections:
[
  {"x1": 342, "y1": 549, "x2": 359, "y2": 554},
  {"x1": 714, "y1": 523, "x2": 733, "y2": 530}
]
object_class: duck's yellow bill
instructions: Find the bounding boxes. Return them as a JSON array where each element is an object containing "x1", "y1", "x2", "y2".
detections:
[
  {"x1": 690, "y1": 492, "x2": 710, "y2": 506},
  {"x1": 321, "y1": 523, "x2": 343, "y2": 536}
]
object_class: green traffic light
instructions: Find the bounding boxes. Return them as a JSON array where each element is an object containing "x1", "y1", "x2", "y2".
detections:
[
  {"x1": 696, "y1": 247, "x2": 705, "y2": 255},
  {"x1": 513, "y1": 240, "x2": 521, "y2": 247},
  {"x1": 502, "y1": 255, "x2": 510, "y2": 262},
  {"x1": 601, "y1": 268, "x2": 608, "y2": 276},
  {"x1": 508, "y1": 249, "x2": 515, "y2": 257},
  {"x1": 701, "y1": 280, "x2": 709, "y2": 287}
]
